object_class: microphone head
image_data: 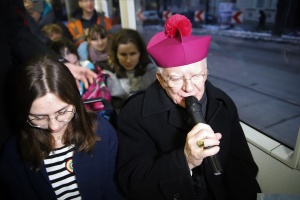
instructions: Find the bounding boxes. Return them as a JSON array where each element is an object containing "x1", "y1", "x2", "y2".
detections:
[{"x1": 185, "y1": 96, "x2": 198, "y2": 108}]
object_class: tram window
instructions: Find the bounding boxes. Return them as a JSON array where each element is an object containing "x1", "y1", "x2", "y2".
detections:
[{"x1": 58, "y1": 0, "x2": 299, "y2": 149}]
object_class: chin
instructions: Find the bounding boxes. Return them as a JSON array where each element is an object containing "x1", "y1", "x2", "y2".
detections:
[{"x1": 173, "y1": 97, "x2": 185, "y2": 107}]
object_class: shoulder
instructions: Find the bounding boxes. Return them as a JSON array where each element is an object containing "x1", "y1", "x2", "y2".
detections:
[
  {"x1": 96, "y1": 116, "x2": 117, "y2": 141},
  {"x1": 140, "y1": 63, "x2": 157, "y2": 85},
  {"x1": 118, "y1": 90, "x2": 145, "y2": 118},
  {"x1": 68, "y1": 18, "x2": 79, "y2": 23},
  {"x1": 144, "y1": 63, "x2": 157, "y2": 76},
  {"x1": 77, "y1": 41, "x2": 88, "y2": 52},
  {"x1": 206, "y1": 81, "x2": 237, "y2": 109},
  {"x1": 145, "y1": 63, "x2": 157, "y2": 71},
  {"x1": 103, "y1": 69, "x2": 115, "y2": 77},
  {"x1": 96, "y1": 13, "x2": 112, "y2": 28},
  {"x1": 67, "y1": 18, "x2": 82, "y2": 26},
  {"x1": 0, "y1": 135, "x2": 21, "y2": 167},
  {"x1": 1, "y1": 135, "x2": 18, "y2": 155}
]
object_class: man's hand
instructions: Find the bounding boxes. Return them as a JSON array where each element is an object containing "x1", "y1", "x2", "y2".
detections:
[
  {"x1": 64, "y1": 62, "x2": 97, "y2": 90},
  {"x1": 184, "y1": 123, "x2": 222, "y2": 170}
]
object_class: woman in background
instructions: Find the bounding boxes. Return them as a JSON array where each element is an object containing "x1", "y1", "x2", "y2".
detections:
[{"x1": 107, "y1": 28, "x2": 157, "y2": 109}]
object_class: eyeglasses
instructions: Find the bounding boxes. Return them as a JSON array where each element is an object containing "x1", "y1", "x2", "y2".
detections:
[
  {"x1": 162, "y1": 72, "x2": 209, "y2": 87},
  {"x1": 80, "y1": 0, "x2": 95, "y2": 3},
  {"x1": 27, "y1": 106, "x2": 76, "y2": 129}
]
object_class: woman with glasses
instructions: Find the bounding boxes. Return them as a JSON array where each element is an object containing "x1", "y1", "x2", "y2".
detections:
[{"x1": 0, "y1": 55, "x2": 125, "y2": 199}]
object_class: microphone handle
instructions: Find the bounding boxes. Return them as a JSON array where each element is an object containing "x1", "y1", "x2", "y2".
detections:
[
  {"x1": 187, "y1": 101, "x2": 223, "y2": 175},
  {"x1": 205, "y1": 147, "x2": 223, "y2": 175}
]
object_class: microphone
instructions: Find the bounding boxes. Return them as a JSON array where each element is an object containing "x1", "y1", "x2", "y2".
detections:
[{"x1": 185, "y1": 96, "x2": 223, "y2": 175}]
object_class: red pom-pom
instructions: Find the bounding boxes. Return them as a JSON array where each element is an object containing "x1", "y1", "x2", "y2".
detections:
[{"x1": 165, "y1": 14, "x2": 192, "y2": 38}]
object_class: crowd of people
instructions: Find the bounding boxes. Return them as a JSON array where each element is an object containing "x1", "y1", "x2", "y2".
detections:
[
  {"x1": 33, "y1": 0, "x2": 155, "y2": 111},
  {"x1": 0, "y1": 0, "x2": 261, "y2": 199}
]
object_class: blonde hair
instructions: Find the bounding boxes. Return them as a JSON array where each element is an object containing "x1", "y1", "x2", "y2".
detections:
[{"x1": 41, "y1": 23, "x2": 63, "y2": 37}]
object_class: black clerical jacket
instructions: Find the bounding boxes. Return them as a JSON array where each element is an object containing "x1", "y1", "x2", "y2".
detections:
[{"x1": 117, "y1": 80, "x2": 261, "y2": 200}]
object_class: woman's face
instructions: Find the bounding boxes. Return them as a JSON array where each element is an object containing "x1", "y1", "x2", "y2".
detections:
[
  {"x1": 89, "y1": 35, "x2": 108, "y2": 52},
  {"x1": 28, "y1": 93, "x2": 74, "y2": 139},
  {"x1": 117, "y1": 42, "x2": 140, "y2": 71},
  {"x1": 64, "y1": 53, "x2": 79, "y2": 65}
]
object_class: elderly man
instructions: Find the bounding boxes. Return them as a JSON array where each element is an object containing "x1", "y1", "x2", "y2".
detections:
[{"x1": 116, "y1": 14, "x2": 261, "y2": 200}]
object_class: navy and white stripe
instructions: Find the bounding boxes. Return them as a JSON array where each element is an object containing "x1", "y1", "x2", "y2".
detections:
[{"x1": 44, "y1": 145, "x2": 82, "y2": 200}]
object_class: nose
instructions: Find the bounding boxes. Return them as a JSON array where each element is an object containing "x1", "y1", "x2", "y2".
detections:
[
  {"x1": 48, "y1": 117, "x2": 60, "y2": 131},
  {"x1": 126, "y1": 56, "x2": 131, "y2": 63},
  {"x1": 182, "y1": 79, "x2": 194, "y2": 92},
  {"x1": 97, "y1": 39, "x2": 104, "y2": 45}
]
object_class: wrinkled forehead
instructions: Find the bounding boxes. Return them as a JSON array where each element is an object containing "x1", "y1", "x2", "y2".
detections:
[{"x1": 161, "y1": 58, "x2": 207, "y2": 76}]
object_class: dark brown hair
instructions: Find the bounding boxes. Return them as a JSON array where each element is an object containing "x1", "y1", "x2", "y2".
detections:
[
  {"x1": 108, "y1": 28, "x2": 151, "y2": 78},
  {"x1": 14, "y1": 55, "x2": 98, "y2": 170},
  {"x1": 49, "y1": 37, "x2": 79, "y2": 59},
  {"x1": 88, "y1": 24, "x2": 107, "y2": 40}
]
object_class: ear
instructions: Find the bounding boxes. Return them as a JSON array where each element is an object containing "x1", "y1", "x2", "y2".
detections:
[{"x1": 156, "y1": 72, "x2": 167, "y2": 90}]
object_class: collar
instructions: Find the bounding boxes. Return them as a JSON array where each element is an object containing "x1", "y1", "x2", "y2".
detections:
[{"x1": 142, "y1": 81, "x2": 228, "y2": 124}]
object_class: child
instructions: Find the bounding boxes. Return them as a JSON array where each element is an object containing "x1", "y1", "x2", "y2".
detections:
[
  {"x1": 50, "y1": 38, "x2": 111, "y2": 112},
  {"x1": 77, "y1": 24, "x2": 112, "y2": 72}
]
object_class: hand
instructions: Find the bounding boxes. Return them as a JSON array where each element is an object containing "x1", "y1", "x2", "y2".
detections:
[
  {"x1": 184, "y1": 123, "x2": 222, "y2": 170},
  {"x1": 64, "y1": 62, "x2": 97, "y2": 90}
]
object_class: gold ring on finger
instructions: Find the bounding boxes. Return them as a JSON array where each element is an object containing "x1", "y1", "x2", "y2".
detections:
[{"x1": 197, "y1": 140, "x2": 205, "y2": 148}]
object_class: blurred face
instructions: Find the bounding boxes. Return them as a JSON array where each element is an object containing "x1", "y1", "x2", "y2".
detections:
[
  {"x1": 89, "y1": 35, "x2": 108, "y2": 52},
  {"x1": 117, "y1": 42, "x2": 140, "y2": 71},
  {"x1": 64, "y1": 53, "x2": 79, "y2": 65},
  {"x1": 79, "y1": 0, "x2": 95, "y2": 14},
  {"x1": 28, "y1": 93, "x2": 74, "y2": 139},
  {"x1": 29, "y1": 10, "x2": 41, "y2": 22},
  {"x1": 48, "y1": 32, "x2": 62, "y2": 41},
  {"x1": 156, "y1": 59, "x2": 208, "y2": 108}
]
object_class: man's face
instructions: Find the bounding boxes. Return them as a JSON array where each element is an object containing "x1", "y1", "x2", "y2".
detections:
[
  {"x1": 156, "y1": 59, "x2": 208, "y2": 108},
  {"x1": 78, "y1": 0, "x2": 95, "y2": 14}
]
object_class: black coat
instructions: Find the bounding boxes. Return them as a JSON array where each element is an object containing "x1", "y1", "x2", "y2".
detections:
[
  {"x1": 0, "y1": 116, "x2": 124, "y2": 200},
  {"x1": 117, "y1": 80, "x2": 261, "y2": 200},
  {"x1": 0, "y1": 0, "x2": 62, "y2": 149}
]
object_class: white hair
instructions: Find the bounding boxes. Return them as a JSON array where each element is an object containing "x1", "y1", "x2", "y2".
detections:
[{"x1": 157, "y1": 67, "x2": 164, "y2": 75}]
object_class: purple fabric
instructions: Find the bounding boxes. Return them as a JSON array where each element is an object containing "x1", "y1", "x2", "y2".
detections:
[{"x1": 147, "y1": 31, "x2": 211, "y2": 68}]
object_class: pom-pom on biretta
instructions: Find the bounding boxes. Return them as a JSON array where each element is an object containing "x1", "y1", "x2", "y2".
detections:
[
  {"x1": 165, "y1": 14, "x2": 192, "y2": 38},
  {"x1": 147, "y1": 14, "x2": 211, "y2": 68}
]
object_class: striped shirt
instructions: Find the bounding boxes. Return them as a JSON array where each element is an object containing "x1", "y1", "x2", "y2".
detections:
[{"x1": 44, "y1": 145, "x2": 82, "y2": 200}]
